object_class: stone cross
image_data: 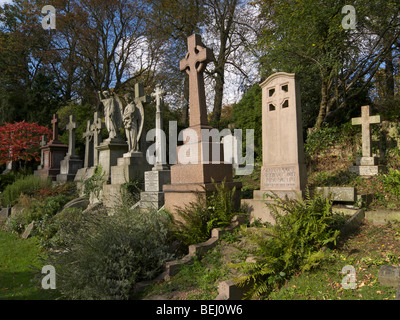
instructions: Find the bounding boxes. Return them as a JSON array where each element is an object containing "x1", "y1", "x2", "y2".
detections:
[
  {"x1": 83, "y1": 120, "x2": 93, "y2": 168},
  {"x1": 90, "y1": 112, "x2": 104, "y2": 166},
  {"x1": 134, "y1": 83, "x2": 151, "y2": 106},
  {"x1": 151, "y1": 84, "x2": 167, "y2": 169},
  {"x1": 39, "y1": 135, "x2": 48, "y2": 167},
  {"x1": 352, "y1": 105, "x2": 381, "y2": 158},
  {"x1": 51, "y1": 114, "x2": 60, "y2": 141},
  {"x1": 66, "y1": 115, "x2": 78, "y2": 156},
  {"x1": 179, "y1": 34, "x2": 213, "y2": 128}
]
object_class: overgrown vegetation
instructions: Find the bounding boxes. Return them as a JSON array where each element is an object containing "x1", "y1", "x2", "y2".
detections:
[
  {"x1": 0, "y1": 175, "x2": 52, "y2": 207},
  {"x1": 234, "y1": 192, "x2": 344, "y2": 298},
  {"x1": 45, "y1": 208, "x2": 174, "y2": 300},
  {"x1": 172, "y1": 179, "x2": 243, "y2": 246}
]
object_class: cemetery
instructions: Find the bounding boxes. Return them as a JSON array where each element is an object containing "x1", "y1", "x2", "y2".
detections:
[{"x1": 0, "y1": 0, "x2": 400, "y2": 303}]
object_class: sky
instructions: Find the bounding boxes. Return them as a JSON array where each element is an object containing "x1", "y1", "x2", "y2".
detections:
[{"x1": 0, "y1": 0, "x2": 12, "y2": 6}]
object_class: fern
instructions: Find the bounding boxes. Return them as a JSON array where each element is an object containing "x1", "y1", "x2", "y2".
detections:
[{"x1": 234, "y1": 190, "x2": 344, "y2": 298}]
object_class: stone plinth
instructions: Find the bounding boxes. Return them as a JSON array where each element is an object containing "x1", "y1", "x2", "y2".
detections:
[
  {"x1": 110, "y1": 151, "x2": 151, "y2": 185},
  {"x1": 57, "y1": 155, "x2": 83, "y2": 181},
  {"x1": 39, "y1": 141, "x2": 68, "y2": 180},
  {"x1": 96, "y1": 138, "x2": 128, "y2": 183},
  {"x1": 139, "y1": 170, "x2": 171, "y2": 210}
]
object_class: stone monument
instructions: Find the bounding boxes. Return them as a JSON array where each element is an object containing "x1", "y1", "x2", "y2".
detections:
[
  {"x1": 139, "y1": 84, "x2": 171, "y2": 210},
  {"x1": 57, "y1": 115, "x2": 83, "y2": 181},
  {"x1": 103, "y1": 84, "x2": 152, "y2": 208},
  {"x1": 163, "y1": 34, "x2": 241, "y2": 215},
  {"x1": 96, "y1": 90, "x2": 128, "y2": 183},
  {"x1": 349, "y1": 105, "x2": 385, "y2": 176},
  {"x1": 242, "y1": 72, "x2": 307, "y2": 223},
  {"x1": 39, "y1": 114, "x2": 68, "y2": 181},
  {"x1": 34, "y1": 135, "x2": 47, "y2": 176}
]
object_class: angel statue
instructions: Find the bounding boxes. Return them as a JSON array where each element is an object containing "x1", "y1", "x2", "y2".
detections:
[
  {"x1": 123, "y1": 93, "x2": 144, "y2": 153},
  {"x1": 98, "y1": 89, "x2": 123, "y2": 140}
]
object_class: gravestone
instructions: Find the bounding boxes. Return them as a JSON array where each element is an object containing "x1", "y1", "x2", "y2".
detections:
[
  {"x1": 34, "y1": 135, "x2": 48, "y2": 176},
  {"x1": 103, "y1": 85, "x2": 151, "y2": 208},
  {"x1": 163, "y1": 34, "x2": 241, "y2": 215},
  {"x1": 39, "y1": 114, "x2": 68, "y2": 181},
  {"x1": 1, "y1": 160, "x2": 15, "y2": 175},
  {"x1": 242, "y1": 72, "x2": 307, "y2": 223},
  {"x1": 349, "y1": 105, "x2": 385, "y2": 176},
  {"x1": 57, "y1": 115, "x2": 83, "y2": 181},
  {"x1": 138, "y1": 85, "x2": 171, "y2": 210},
  {"x1": 378, "y1": 265, "x2": 400, "y2": 288}
]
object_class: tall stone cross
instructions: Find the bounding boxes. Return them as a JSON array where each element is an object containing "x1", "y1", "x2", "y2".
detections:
[
  {"x1": 91, "y1": 112, "x2": 104, "y2": 166},
  {"x1": 39, "y1": 135, "x2": 48, "y2": 167},
  {"x1": 51, "y1": 114, "x2": 60, "y2": 142},
  {"x1": 179, "y1": 34, "x2": 213, "y2": 128},
  {"x1": 352, "y1": 105, "x2": 381, "y2": 158},
  {"x1": 66, "y1": 115, "x2": 78, "y2": 156},
  {"x1": 83, "y1": 120, "x2": 93, "y2": 168},
  {"x1": 151, "y1": 84, "x2": 167, "y2": 169}
]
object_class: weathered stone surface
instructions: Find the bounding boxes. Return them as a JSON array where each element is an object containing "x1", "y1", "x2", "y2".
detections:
[
  {"x1": 378, "y1": 265, "x2": 400, "y2": 288},
  {"x1": 62, "y1": 197, "x2": 89, "y2": 212},
  {"x1": 350, "y1": 106, "x2": 385, "y2": 176},
  {"x1": 0, "y1": 206, "x2": 11, "y2": 221},
  {"x1": 316, "y1": 187, "x2": 357, "y2": 202},
  {"x1": 21, "y1": 221, "x2": 35, "y2": 239}
]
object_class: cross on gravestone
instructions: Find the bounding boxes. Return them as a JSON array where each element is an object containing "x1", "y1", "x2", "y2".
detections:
[
  {"x1": 152, "y1": 84, "x2": 165, "y2": 113},
  {"x1": 90, "y1": 112, "x2": 104, "y2": 166},
  {"x1": 134, "y1": 83, "x2": 151, "y2": 106},
  {"x1": 66, "y1": 115, "x2": 78, "y2": 156},
  {"x1": 151, "y1": 84, "x2": 167, "y2": 170},
  {"x1": 83, "y1": 120, "x2": 93, "y2": 168},
  {"x1": 39, "y1": 135, "x2": 48, "y2": 167},
  {"x1": 351, "y1": 105, "x2": 381, "y2": 158},
  {"x1": 179, "y1": 34, "x2": 213, "y2": 128},
  {"x1": 51, "y1": 114, "x2": 60, "y2": 141}
]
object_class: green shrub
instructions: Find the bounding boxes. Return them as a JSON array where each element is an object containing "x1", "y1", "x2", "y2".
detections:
[
  {"x1": 380, "y1": 169, "x2": 400, "y2": 200},
  {"x1": 235, "y1": 191, "x2": 343, "y2": 298},
  {"x1": 173, "y1": 179, "x2": 241, "y2": 246},
  {"x1": 83, "y1": 165, "x2": 106, "y2": 199},
  {"x1": 0, "y1": 175, "x2": 51, "y2": 206},
  {"x1": 46, "y1": 208, "x2": 174, "y2": 300}
]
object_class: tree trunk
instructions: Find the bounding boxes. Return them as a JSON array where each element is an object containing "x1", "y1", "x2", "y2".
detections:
[{"x1": 314, "y1": 81, "x2": 329, "y2": 128}]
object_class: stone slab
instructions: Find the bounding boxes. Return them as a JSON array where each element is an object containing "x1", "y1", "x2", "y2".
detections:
[
  {"x1": 21, "y1": 221, "x2": 35, "y2": 239},
  {"x1": 145, "y1": 170, "x2": 171, "y2": 192},
  {"x1": 378, "y1": 265, "x2": 400, "y2": 288},
  {"x1": 315, "y1": 187, "x2": 357, "y2": 202},
  {"x1": 111, "y1": 152, "x2": 151, "y2": 185},
  {"x1": 356, "y1": 156, "x2": 378, "y2": 166},
  {"x1": 349, "y1": 165, "x2": 386, "y2": 176},
  {"x1": 365, "y1": 210, "x2": 400, "y2": 225}
]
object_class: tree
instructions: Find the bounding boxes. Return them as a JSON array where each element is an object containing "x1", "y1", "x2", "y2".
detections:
[
  {"x1": 256, "y1": 0, "x2": 400, "y2": 128},
  {"x1": 0, "y1": 121, "x2": 52, "y2": 167}
]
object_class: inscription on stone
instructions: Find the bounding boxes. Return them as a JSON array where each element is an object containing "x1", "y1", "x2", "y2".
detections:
[
  {"x1": 262, "y1": 166, "x2": 297, "y2": 189},
  {"x1": 145, "y1": 171, "x2": 160, "y2": 192}
]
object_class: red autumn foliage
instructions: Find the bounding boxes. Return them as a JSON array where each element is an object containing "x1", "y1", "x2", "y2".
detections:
[{"x1": 0, "y1": 121, "x2": 52, "y2": 165}]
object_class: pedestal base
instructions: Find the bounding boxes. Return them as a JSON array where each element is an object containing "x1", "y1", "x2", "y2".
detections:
[
  {"x1": 57, "y1": 156, "x2": 83, "y2": 181},
  {"x1": 163, "y1": 181, "x2": 242, "y2": 218},
  {"x1": 111, "y1": 152, "x2": 152, "y2": 185},
  {"x1": 349, "y1": 165, "x2": 386, "y2": 176},
  {"x1": 96, "y1": 138, "x2": 128, "y2": 182}
]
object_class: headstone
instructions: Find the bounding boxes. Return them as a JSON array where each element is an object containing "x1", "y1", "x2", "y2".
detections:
[
  {"x1": 378, "y1": 265, "x2": 400, "y2": 288},
  {"x1": 21, "y1": 221, "x2": 34, "y2": 239},
  {"x1": 138, "y1": 85, "x2": 171, "y2": 210},
  {"x1": 1, "y1": 160, "x2": 15, "y2": 175},
  {"x1": 83, "y1": 120, "x2": 94, "y2": 168},
  {"x1": 349, "y1": 105, "x2": 385, "y2": 176},
  {"x1": 0, "y1": 206, "x2": 12, "y2": 221},
  {"x1": 39, "y1": 114, "x2": 68, "y2": 181},
  {"x1": 163, "y1": 34, "x2": 241, "y2": 215},
  {"x1": 315, "y1": 187, "x2": 357, "y2": 203},
  {"x1": 34, "y1": 135, "x2": 48, "y2": 176},
  {"x1": 97, "y1": 92, "x2": 129, "y2": 183},
  {"x1": 242, "y1": 72, "x2": 306, "y2": 223},
  {"x1": 57, "y1": 115, "x2": 83, "y2": 181}
]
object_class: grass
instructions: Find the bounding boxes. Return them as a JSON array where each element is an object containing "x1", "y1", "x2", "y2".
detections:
[
  {"x1": 0, "y1": 230, "x2": 59, "y2": 300},
  {"x1": 140, "y1": 220, "x2": 400, "y2": 300}
]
